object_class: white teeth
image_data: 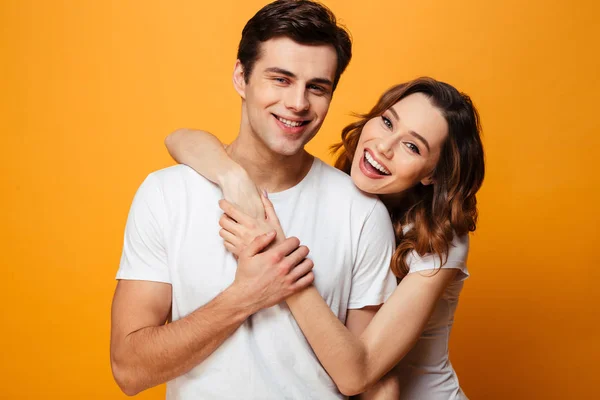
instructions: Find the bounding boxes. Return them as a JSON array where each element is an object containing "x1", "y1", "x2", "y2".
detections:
[
  {"x1": 365, "y1": 151, "x2": 391, "y2": 175},
  {"x1": 277, "y1": 116, "x2": 303, "y2": 127}
]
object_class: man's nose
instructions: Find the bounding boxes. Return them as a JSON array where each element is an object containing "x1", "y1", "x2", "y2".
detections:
[{"x1": 285, "y1": 87, "x2": 310, "y2": 112}]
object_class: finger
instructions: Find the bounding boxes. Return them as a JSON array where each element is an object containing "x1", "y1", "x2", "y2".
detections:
[
  {"x1": 291, "y1": 271, "x2": 315, "y2": 291},
  {"x1": 219, "y1": 199, "x2": 251, "y2": 225},
  {"x1": 219, "y1": 214, "x2": 242, "y2": 236},
  {"x1": 272, "y1": 236, "x2": 301, "y2": 257},
  {"x1": 223, "y1": 240, "x2": 244, "y2": 258},
  {"x1": 284, "y1": 245, "x2": 310, "y2": 269},
  {"x1": 223, "y1": 241, "x2": 236, "y2": 254},
  {"x1": 260, "y1": 190, "x2": 280, "y2": 225},
  {"x1": 219, "y1": 228, "x2": 243, "y2": 249},
  {"x1": 243, "y1": 231, "x2": 277, "y2": 257},
  {"x1": 288, "y1": 258, "x2": 314, "y2": 282}
]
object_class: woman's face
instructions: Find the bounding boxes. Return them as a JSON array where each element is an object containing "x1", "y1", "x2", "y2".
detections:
[{"x1": 351, "y1": 93, "x2": 449, "y2": 195}]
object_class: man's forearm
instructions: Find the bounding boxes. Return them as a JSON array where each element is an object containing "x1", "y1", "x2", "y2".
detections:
[{"x1": 111, "y1": 285, "x2": 255, "y2": 395}]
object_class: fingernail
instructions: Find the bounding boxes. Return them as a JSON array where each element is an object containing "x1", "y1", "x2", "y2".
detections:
[
  {"x1": 262, "y1": 188, "x2": 268, "y2": 198},
  {"x1": 266, "y1": 230, "x2": 275, "y2": 237}
]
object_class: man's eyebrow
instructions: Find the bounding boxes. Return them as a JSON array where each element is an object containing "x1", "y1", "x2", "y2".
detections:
[
  {"x1": 264, "y1": 67, "x2": 333, "y2": 87},
  {"x1": 309, "y1": 77, "x2": 333, "y2": 87},
  {"x1": 264, "y1": 67, "x2": 296, "y2": 78},
  {"x1": 388, "y1": 107, "x2": 431, "y2": 152}
]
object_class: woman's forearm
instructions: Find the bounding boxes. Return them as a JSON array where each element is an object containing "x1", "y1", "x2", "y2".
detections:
[
  {"x1": 165, "y1": 129, "x2": 264, "y2": 218},
  {"x1": 165, "y1": 128, "x2": 243, "y2": 186},
  {"x1": 286, "y1": 288, "x2": 371, "y2": 395},
  {"x1": 357, "y1": 371, "x2": 401, "y2": 399},
  {"x1": 286, "y1": 269, "x2": 458, "y2": 396}
]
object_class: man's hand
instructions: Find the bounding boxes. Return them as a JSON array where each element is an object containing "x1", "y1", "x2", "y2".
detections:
[
  {"x1": 218, "y1": 193, "x2": 285, "y2": 256},
  {"x1": 218, "y1": 166, "x2": 265, "y2": 220},
  {"x1": 232, "y1": 231, "x2": 315, "y2": 310}
]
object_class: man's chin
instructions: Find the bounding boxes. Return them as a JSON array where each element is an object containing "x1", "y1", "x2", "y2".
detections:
[
  {"x1": 266, "y1": 141, "x2": 307, "y2": 157},
  {"x1": 272, "y1": 147, "x2": 304, "y2": 157}
]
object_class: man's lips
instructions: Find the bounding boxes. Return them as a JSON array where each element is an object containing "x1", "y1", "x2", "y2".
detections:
[
  {"x1": 272, "y1": 113, "x2": 311, "y2": 127},
  {"x1": 272, "y1": 114, "x2": 311, "y2": 135}
]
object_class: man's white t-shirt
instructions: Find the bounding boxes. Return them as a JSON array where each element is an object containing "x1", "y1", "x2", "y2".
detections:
[{"x1": 116, "y1": 158, "x2": 397, "y2": 400}]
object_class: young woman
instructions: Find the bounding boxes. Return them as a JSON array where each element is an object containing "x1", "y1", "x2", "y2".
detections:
[{"x1": 165, "y1": 77, "x2": 485, "y2": 399}]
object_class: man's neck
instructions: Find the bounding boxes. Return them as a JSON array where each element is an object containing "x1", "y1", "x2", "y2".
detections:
[{"x1": 226, "y1": 133, "x2": 314, "y2": 193}]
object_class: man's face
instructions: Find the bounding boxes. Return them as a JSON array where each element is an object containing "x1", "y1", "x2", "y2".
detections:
[{"x1": 235, "y1": 37, "x2": 338, "y2": 156}]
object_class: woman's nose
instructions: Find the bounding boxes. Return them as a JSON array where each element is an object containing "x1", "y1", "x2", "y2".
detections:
[{"x1": 377, "y1": 141, "x2": 394, "y2": 159}]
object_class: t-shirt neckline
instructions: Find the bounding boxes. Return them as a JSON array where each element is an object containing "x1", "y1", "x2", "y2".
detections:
[{"x1": 266, "y1": 157, "x2": 320, "y2": 203}]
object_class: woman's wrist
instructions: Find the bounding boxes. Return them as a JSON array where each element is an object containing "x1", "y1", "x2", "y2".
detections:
[{"x1": 216, "y1": 161, "x2": 248, "y2": 188}]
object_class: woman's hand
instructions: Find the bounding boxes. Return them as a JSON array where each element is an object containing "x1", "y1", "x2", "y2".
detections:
[
  {"x1": 218, "y1": 193, "x2": 285, "y2": 257},
  {"x1": 218, "y1": 166, "x2": 265, "y2": 220}
]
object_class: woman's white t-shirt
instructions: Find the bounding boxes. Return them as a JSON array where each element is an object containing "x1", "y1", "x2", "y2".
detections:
[{"x1": 394, "y1": 232, "x2": 470, "y2": 400}]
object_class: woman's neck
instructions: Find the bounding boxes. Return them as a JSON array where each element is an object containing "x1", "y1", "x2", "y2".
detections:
[{"x1": 379, "y1": 191, "x2": 407, "y2": 211}]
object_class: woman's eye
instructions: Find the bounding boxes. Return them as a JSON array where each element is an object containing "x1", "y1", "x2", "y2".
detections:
[
  {"x1": 381, "y1": 116, "x2": 393, "y2": 129},
  {"x1": 405, "y1": 142, "x2": 421, "y2": 155}
]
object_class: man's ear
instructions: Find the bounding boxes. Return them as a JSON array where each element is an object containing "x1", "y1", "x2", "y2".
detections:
[{"x1": 232, "y1": 60, "x2": 247, "y2": 99}]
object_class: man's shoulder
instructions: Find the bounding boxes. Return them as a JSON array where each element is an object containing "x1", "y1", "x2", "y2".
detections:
[
  {"x1": 147, "y1": 164, "x2": 195, "y2": 180},
  {"x1": 314, "y1": 158, "x2": 379, "y2": 204},
  {"x1": 146, "y1": 164, "x2": 212, "y2": 187},
  {"x1": 141, "y1": 164, "x2": 219, "y2": 200}
]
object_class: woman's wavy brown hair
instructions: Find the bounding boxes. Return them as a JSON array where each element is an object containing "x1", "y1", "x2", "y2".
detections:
[{"x1": 331, "y1": 77, "x2": 485, "y2": 278}]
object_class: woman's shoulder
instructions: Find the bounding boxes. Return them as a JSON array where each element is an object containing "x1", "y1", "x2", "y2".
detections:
[{"x1": 405, "y1": 232, "x2": 470, "y2": 281}]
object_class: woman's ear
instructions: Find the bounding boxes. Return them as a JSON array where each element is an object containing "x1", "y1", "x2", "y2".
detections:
[
  {"x1": 232, "y1": 60, "x2": 246, "y2": 99},
  {"x1": 421, "y1": 175, "x2": 435, "y2": 186}
]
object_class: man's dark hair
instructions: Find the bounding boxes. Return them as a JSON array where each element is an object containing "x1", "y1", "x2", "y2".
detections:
[{"x1": 237, "y1": 0, "x2": 352, "y2": 91}]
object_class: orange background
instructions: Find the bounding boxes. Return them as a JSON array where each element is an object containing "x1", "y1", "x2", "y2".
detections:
[{"x1": 2, "y1": 0, "x2": 599, "y2": 399}]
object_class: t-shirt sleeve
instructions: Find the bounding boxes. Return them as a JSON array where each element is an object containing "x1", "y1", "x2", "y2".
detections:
[
  {"x1": 348, "y1": 199, "x2": 397, "y2": 309},
  {"x1": 406, "y1": 233, "x2": 470, "y2": 281},
  {"x1": 116, "y1": 174, "x2": 171, "y2": 283}
]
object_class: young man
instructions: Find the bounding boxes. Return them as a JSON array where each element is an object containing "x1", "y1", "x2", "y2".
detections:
[{"x1": 110, "y1": 1, "x2": 397, "y2": 398}]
